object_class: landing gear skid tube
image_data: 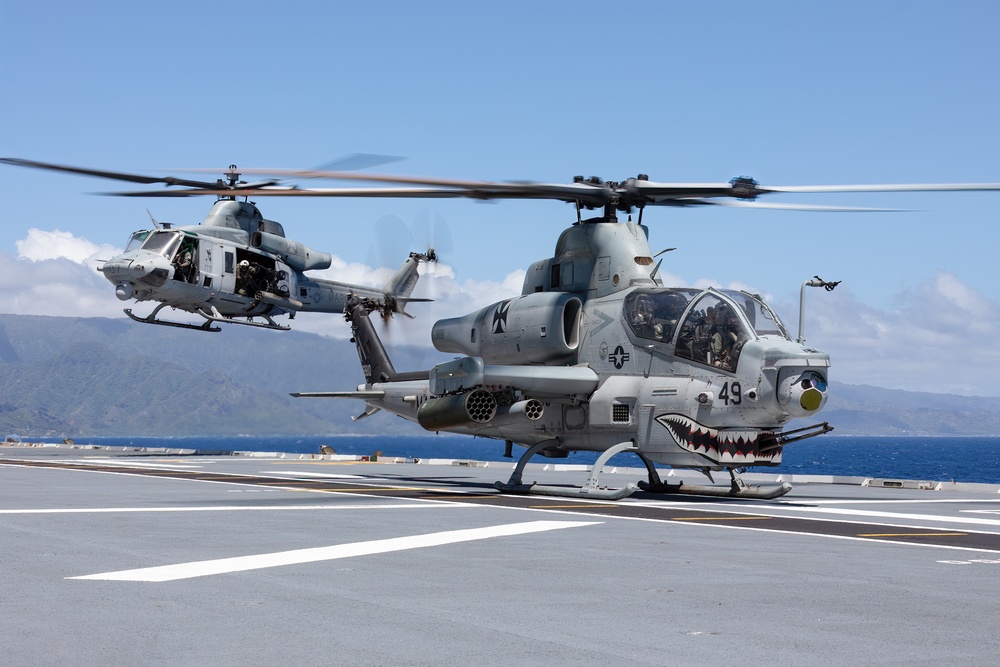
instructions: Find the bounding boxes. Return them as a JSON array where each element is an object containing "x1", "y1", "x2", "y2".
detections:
[
  {"x1": 124, "y1": 304, "x2": 291, "y2": 332},
  {"x1": 495, "y1": 442, "x2": 792, "y2": 501},
  {"x1": 125, "y1": 306, "x2": 221, "y2": 332},
  {"x1": 637, "y1": 462, "x2": 792, "y2": 500}
]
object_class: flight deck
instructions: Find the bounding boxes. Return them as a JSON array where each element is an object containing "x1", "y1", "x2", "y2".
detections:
[{"x1": 3, "y1": 442, "x2": 999, "y2": 666}]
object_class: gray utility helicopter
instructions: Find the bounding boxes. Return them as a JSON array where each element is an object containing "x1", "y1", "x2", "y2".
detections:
[
  {"x1": 56, "y1": 165, "x2": 1000, "y2": 499},
  {"x1": 0, "y1": 158, "x2": 434, "y2": 332}
]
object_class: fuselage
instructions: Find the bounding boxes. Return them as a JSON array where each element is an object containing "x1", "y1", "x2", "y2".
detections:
[{"x1": 359, "y1": 284, "x2": 830, "y2": 469}]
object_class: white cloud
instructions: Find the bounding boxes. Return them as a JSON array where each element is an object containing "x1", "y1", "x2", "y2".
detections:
[
  {"x1": 793, "y1": 271, "x2": 1000, "y2": 397},
  {"x1": 291, "y1": 258, "x2": 526, "y2": 346},
  {"x1": 0, "y1": 253, "x2": 123, "y2": 318},
  {"x1": 15, "y1": 228, "x2": 120, "y2": 271}
]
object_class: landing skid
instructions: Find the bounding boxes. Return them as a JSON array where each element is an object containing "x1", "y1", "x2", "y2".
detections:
[
  {"x1": 125, "y1": 306, "x2": 221, "y2": 332},
  {"x1": 494, "y1": 442, "x2": 792, "y2": 501},
  {"x1": 637, "y1": 458, "x2": 792, "y2": 500},
  {"x1": 124, "y1": 304, "x2": 291, "y2": 332}
]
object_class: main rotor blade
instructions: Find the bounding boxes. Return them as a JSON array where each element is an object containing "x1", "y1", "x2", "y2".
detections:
[
  {"x1": 208, "y1": 168, "x2": 498, "y2": 188},
  {"x1": 310, "y1": 153, "x2": 406, "y2": 172},
  {"x1": 701, "y1": 200, "x2": 911, "y2": 212},
  {"x1": 0, "y1": 157, "x2": 223, "y2": 189},
  {"x1": 104, "y1": 182, "x2": 615, "y2": 206},
  {"x1": 200, "y1": 169, "x2": 616, "y2": 206},
  {"x1": 174, "y1": 154, "x2": 407, "y2": 181},
  {"x1": 103, "y1": 186, "x2": 476, "y2": 198},
  {"x1": 761, "y1": 183, "x2": 1000, "y2": 194}
]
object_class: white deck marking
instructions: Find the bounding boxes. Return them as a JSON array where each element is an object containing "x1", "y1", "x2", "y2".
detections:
[
  {"x1": 24, "y1": 459, "x2": 204, "y2": 470},
  {"x1": 268, "y1": 471, "x2": 365, "y2": 479},
  {"x1": 1, "y1": 503, "x2": 471, "y2": 515},
  {"x1": 69, "y1": 520, "x2": 600, "y2": 582},
  {"x1": 765, "y1": 505, "x2": 1000, "y2": 527}
]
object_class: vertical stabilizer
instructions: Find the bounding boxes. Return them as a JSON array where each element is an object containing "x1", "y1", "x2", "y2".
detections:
[
  {"x1": 346, "y1": 300, "x2": 430, "y2": 384},
  {"x1": 383, "y1": 250, "x2": 435, "y2": 316},
  {"x1": 348, "y1": 301, "x2": 399, "y2": 383}
]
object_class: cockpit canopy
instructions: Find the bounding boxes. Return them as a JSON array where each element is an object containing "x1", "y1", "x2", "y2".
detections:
[
  {"x1": 624, "y1": 288, "x2": 790, "y2": 372},
  {"x1": 125, "y1": 230, "x2": 151, "y2": 253}
]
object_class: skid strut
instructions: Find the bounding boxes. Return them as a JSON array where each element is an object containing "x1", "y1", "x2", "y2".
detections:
[{"x1": 495, "y1": 441, "x2": 639, "y2": 501}]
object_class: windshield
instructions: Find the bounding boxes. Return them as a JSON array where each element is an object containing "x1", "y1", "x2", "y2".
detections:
[
  {"x1": 675, "y1": 292, "x2": 751, "y2": 372},
  {"x1": 719, "y1": 289, "x2": 789, "y2": 338},
  {"x1": 140, "y1": 230, "x2": 182, "y2": 259},
  {"x1": 124, "y1": 230, "x2": 151, "y2": 253}
]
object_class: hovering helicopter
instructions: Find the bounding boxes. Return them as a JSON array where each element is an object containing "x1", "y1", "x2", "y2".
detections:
[
  {"x1": 246, "y1": 168, "x2": 997, "y2": 500},
  {"x1": 0, "y1": 158, "x2": 435, "y2": 332}
]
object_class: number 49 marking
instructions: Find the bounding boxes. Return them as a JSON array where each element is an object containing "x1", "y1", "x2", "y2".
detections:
[{"x1": 719, "y1": 382, "x2": 742, "y2": 406}]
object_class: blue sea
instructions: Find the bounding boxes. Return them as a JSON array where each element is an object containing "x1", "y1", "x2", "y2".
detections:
[{"x1": 59, "y1": 434, "x2": 1000, "y2": 485}]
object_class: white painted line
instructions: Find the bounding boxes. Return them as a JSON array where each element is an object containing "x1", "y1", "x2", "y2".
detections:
[
  {"x1": 268, "y1": 471, "x2": 365, "y2": 479},
  {"x1": 773, "y1": 506, "x2": 1000, "y2": 527},
  {"x1": 801, "y1": 499, "x2": 1000, "y2": 506},
  {"x1": 69, "y1": 520, "x2": 601, "y2": 582},
  {"x1": 52, "y1": 459, "x2": 204, "y2": 470},
  {"x1": 1, "y1": 503, "x2": 471, "y2": 515}
]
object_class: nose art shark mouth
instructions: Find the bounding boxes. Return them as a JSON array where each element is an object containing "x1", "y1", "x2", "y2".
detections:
[{"x1": 654, "y1": 413, "x2": 779, "y2": 463}]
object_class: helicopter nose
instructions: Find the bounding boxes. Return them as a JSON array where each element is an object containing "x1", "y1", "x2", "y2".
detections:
[{"x1": 100, "y1": 253, "x2": 170, "y2": 288}]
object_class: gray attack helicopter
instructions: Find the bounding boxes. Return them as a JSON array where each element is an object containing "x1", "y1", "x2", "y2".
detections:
[
  {"x1": 66, "y1": 166, "x2": 1000, "y2": 499},
  {"x1": 0, "y1": 157, "x2": 435, "y2": 332}
]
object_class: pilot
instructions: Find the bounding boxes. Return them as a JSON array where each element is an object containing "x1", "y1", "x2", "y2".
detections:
[
  {"x1": 691, "y1": 306, "x2": 715, "y2": 362},
  {"x1": 710, "y1": 309, "x2": 742, "y2": 370},
  {"x1": 175, "y1": 246, "x2": 194, "y2": 283},
  {"x1": 651, "y1": 294, "x2": 684, "y2": 341},
  {"x1": 629, "y1": 294, "x2": 656, "y2": 337}
]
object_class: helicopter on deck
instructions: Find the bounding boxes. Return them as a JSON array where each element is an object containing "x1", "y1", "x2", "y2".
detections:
[
  {"x1": 23, "y1": 162, "x2": 998, "y2": 498},
  {"x1": 0, "y1": 158, "x2": 435, "y2": 332},
  {"x1": 247, "y1": 168, "x2": 998, "y2": 500}
]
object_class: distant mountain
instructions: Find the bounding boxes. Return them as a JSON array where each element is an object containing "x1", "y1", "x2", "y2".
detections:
[
  {"x1": 817, "y1": 382, "x2": 1000, "y2": 436},
  {"x1": 1, "y1": 314, "x2": 997, "y2": 438},
  {"x1": 0, "y1": 314, "x2": 424, "y2": 438}
]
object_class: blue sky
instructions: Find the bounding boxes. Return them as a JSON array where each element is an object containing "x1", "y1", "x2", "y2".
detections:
[{"x1": 2, "y1": 1, "x2": 999, "y2": 396}]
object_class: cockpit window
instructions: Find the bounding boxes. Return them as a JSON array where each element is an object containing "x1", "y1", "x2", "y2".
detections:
[
  {"x1": 125, "y1": 230, "x2": 150, "y2": 253},
  {"x1": 675, "y1": 293, "x2": 751, "y2": 372},
  {"x1": 720, "y1": 290, "x2": 789, "y2": 339},
  {"x1": 140, "y1": 230, "x2": 182, "y2": 259},
  {"x1": 624, "y1": 289, "x2": 700, "y2": 343}
]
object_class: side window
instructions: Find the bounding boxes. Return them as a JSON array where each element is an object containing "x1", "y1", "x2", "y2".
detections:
[
  {"x1": 624, "y1": 290, "x2": 693, "y2": 343},
  {"x1": 675, "y1": 294, "x2": 750, "y2": 372},
  {"x1": 224, "y1": 251, "x2": 235, "y2": 274}
]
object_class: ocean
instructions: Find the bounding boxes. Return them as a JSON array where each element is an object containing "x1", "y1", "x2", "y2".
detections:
[{"x1": 63, "y1": 434, "x2": 1000, "y2": 485}]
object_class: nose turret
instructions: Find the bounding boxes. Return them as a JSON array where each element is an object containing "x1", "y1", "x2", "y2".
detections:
[{"x1": 776, "y1": 368, "x2": 829, "y2": 417}]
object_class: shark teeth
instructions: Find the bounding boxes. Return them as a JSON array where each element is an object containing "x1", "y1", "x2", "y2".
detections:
[{"x1": 654, "y1": 413, "x2": 778, "y2": 462}]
